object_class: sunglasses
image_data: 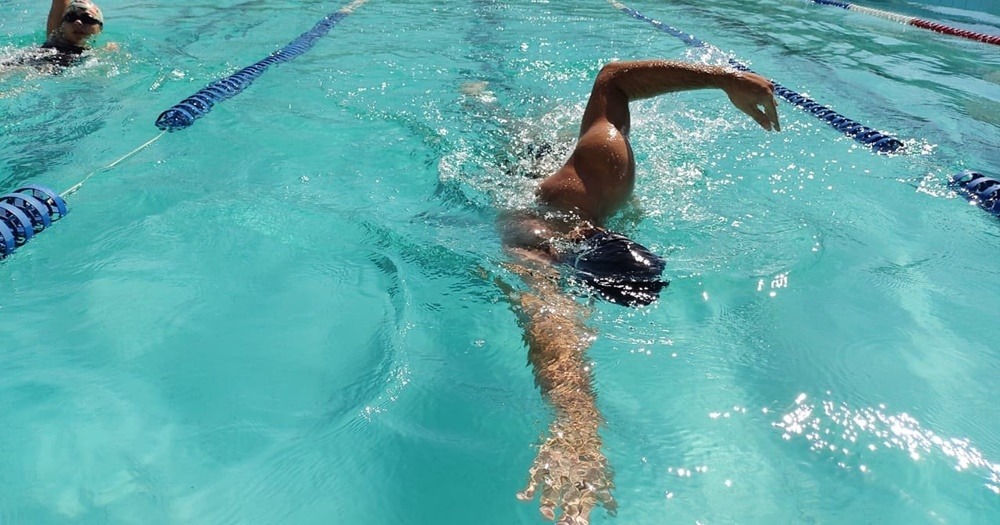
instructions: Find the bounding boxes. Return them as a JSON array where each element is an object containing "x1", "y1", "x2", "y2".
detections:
[{"x1": 63, "y1": 11, "x2": 103, "y2": 27}]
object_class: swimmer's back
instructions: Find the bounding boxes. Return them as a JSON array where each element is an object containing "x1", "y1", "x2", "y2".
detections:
[{"x1": 1, "y1": 45, "x2": 83, "y2": 70}]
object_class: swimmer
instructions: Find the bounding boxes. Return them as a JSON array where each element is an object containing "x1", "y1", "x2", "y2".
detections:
[
  {"x1": 1, "y1": 0, "x2": 110, "y2": 71},
  {"x1": 502, "y1": 60, "x2": 779, "y2": 524},
  {"x1": 41, "y1": 0, "x2": 109, "y2": 66}
]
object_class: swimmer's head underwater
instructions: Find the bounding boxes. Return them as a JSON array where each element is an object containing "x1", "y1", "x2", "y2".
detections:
[
  {"x1": 563, "y1": 228, "x2": 668, "y2": 307},
  {"x1": 498, "y1": 212, "x2": 668, "y2": 307}
]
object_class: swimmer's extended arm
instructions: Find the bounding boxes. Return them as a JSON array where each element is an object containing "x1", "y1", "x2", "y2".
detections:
[
  {"x1": 504, "y1": 264, "x2": 616, "y2": 524},
  {"x1": 47, "y1": 0, "x2": 72, "y2": 36},
  {"x1": 580, "y1": 60, "x2": 781, "y2": 136}
]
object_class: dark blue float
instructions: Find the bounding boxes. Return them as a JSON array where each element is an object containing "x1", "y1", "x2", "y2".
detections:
[
  {"x1": 950, "y1": 171, "x2": 1000, "y2": 215},
  {"x1": 0, "y1": 185, "x2": 68, "y2": 258}
]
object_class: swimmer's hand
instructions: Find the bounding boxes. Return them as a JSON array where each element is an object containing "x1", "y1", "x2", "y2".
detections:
[
  {"x1": 723, "y1": 71, "x2": 781, "y2": 132},
  {"x1": 518, "y1": 421, "x2": 617, "y2": 524},
  {"x1": 102, "y1": 42, "x2": 119, "y2": 52}
]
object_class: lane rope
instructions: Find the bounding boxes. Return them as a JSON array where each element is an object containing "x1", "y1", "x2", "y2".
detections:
[
  {"x1": 0, "y1": 132, "x2": 166, "y2": 259},
  {"x1": 608, "y1": 0, "x2": 905, "y2": 153},
  {"x1": 155, "y1": 0, "x2": 370, "y2": 132},
  {"x1": 811, "y1": 0, "x2": 1000, "y2": 46},
  {"x1": 950, "y1": 171, "x2": 1000, "y2": 216},
  {"x1": 59, "y1": 132, "x2": 166, "y2": 198},
  {"x1": 607, "y1": 0, "x2": 998, "y2": 219},
  {"x1": 3, "y1": 0, "x2": 371, "y2": 260}
]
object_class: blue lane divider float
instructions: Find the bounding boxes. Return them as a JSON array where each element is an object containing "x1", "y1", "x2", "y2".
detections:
[
  {"x1": 950, "y1": 171, "x2": 1000, "y2": 216},
  {"x1": 608, "y1": 0, "x2": 905, "y2": 153},
  {"x1": 156, "y1": 0, "x2": 370, "y2": 132},
  {"x1": 0, "y1": 185, "x2": 68, "y2": 258}
]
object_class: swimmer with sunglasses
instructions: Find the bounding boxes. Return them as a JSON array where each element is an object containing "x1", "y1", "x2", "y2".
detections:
[{"x1": 39, "y1": 0, "x2": 111, "y2": 67}]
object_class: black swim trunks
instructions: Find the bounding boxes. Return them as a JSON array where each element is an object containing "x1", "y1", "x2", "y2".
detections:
[{"x1": 562, "y1": 229, "x2": 668, "y2": 307}]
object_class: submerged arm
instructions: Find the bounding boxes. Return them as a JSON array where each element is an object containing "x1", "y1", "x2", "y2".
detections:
[
  {"x1": 516, "y1": 268, "x2": 599, "y2": 424},
  {"x1": 505, "y1": 264, "x2": 616, "y2": 524}
]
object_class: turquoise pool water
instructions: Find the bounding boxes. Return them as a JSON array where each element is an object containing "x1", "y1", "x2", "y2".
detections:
[{"x1": 2, "y1": 0, "x2": 998, "y2": 523}]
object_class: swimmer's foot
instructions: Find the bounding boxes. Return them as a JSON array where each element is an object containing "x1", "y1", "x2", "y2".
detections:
[{"x1": 459, "y1": 80, "x2": 490, "y2": 95}]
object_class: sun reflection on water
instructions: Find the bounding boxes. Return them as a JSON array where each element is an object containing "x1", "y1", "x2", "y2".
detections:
[{"x1": 774, "y1": 393, "x2": 1000, "y2": 495}]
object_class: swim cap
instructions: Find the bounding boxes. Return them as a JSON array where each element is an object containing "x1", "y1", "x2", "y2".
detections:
[
  {"x1": 66, "y1": 1, "x2": 104, "y2": 25},
  {"x1": 565, "y1": 230, "x2": 669, "y2": 307}
]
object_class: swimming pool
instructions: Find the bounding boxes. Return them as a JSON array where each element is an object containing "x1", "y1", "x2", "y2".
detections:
[{"x1": 1, "y1": 0, "x2": 998, "y2": 522}]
